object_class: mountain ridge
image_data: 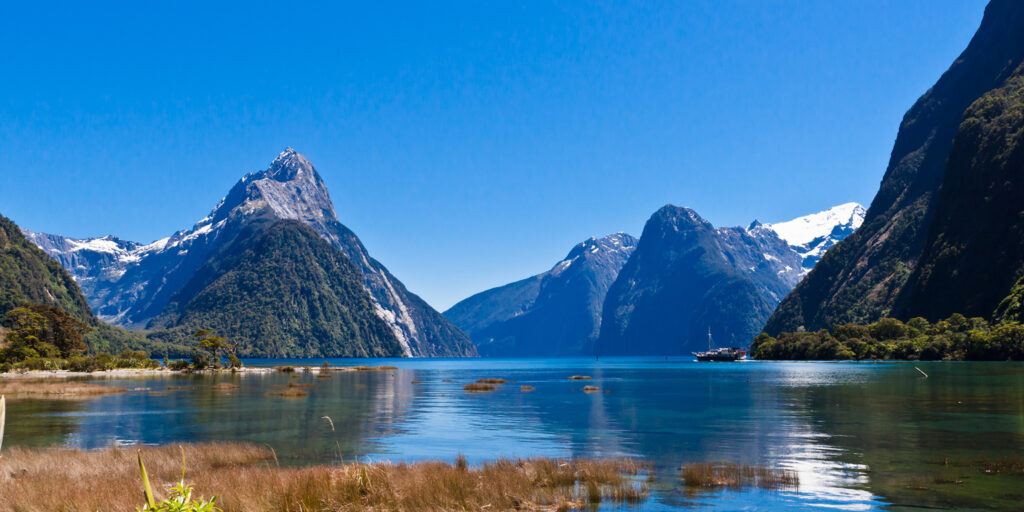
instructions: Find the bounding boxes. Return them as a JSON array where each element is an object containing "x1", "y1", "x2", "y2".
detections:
[{"x1": 27, "y1": 148, "x2": 476, "y2": 357}]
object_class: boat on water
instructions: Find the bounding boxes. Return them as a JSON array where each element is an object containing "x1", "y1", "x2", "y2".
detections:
[{"x1": 693, "y1": 329, "x2": 747, "y2": 362}]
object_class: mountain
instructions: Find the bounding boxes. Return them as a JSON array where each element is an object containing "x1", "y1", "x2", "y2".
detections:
[
  {"x1": 147, "y1": 220, "x2": 403, "y2": 358},
  {"x1": 1, "y1": 214, "x2": 94, "y2": 320},
  {"x1": 0, "y1": 214, "x2": 148, "y2": 354},
  {"x1": 761, "y1": 203, "x2": 865, "y2": 269},
  {"x1": 595, "y1": 206, "x2": 803, "y2": 356},
  {"x1": 764, "y1": 0, "x2": 1024, "y2": 334},
  {"x1": 28, "y1": 149, "x2": 476, "y2": 357},
  {"x1": 445, "y1": 233, "x2": 637, "y2": 356}
]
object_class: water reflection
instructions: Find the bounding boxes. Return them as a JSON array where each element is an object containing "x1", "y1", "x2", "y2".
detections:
[{"x1": 6, "y1": 359, "x2": 1023, "y2": 509}]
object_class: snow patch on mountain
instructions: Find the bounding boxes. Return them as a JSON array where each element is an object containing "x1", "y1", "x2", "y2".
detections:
[{"x1": 756, "y1": 202, "x2": 866, "y2": 269}]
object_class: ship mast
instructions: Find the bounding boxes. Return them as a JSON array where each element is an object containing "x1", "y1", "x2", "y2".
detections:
[{"x1": 707, "y1": 327, "x2": 713, "y2": 351}]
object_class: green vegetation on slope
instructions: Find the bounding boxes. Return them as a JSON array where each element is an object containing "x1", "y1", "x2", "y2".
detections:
[
  {"x1": 0, "y1": 214, "x2": 151, "y2": 355},
  {"x1": 898, "y1": 63, "x2": 1024, "y2": 320},
  {"x1": 148, "y1": 220, "x2": 403, "y2": 358},
  {"x1": 764, "y1": 0, "x2": 1024, "y2": 334},
  {"x1": 752, "y1": 315, "x2": 1024, "y2": 361}
]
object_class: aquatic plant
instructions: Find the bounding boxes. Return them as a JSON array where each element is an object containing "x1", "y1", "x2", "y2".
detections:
[
  {"x1": 0, "y1": 380, "x2": 126, "y2": 398},
  {"x1": 582, "y1": 385, "x2": 600, "y2": 393},
  {"x1": 268, "y1": 388, "x2": 308, "y2": 398},
  {"x1": 350, "y1": 365, "x2": 398, "y2": 371},
  {"x1": 476, "y1": 378, "x2": 507, "y2": 384},
  {"x1": 462, "y1": 382, "x2": 496, "y2": 392},
  {"x1": 520, "y1": 385, "x2": 535, "y2": 392},
  {"x1": 568, "y1": 375, "x2": 592, "y2": 380},
  {"x1": 681, "y1": 462, "x2": 798, "y2": 490}
]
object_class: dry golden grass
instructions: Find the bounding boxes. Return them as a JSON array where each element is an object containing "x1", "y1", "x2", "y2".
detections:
[
  {"x1": 681, "y1": 462, "x2": 799, "y2": 490},
  {"x1": 476, "y1": 378, "x2": 507, "y2": 384},
  {"x1": 462, "y1": 382, "x2": 496, "y2": 393},
  {"x1": 567, "y1": 375, "x2": 592, "y2": 380},
  {"x1": 0, "y1": 443, "x2": 648, "y2": 512},
  {"x1": 0, "y1": 380, "x2": 126, "y2": 398}
]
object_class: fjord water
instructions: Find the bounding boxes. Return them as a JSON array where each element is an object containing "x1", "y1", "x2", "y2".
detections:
[{"x1": 7, "y1": 359, "x2": 1024, "y2": 510}]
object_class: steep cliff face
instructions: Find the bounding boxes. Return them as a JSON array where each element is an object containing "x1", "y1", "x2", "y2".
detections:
[
  {"x1": 764, "y1": 0, "x2": 1024, "y2": 334},
  {"x1": 445, "y1": 233, "x2": 637, "y2": 356},
  {"x1": 898, "y1": 62, "x2": 1024, "y2": 320},
  {"x1": 28, "y1": 149, "x2": 476, "y2": 357}
]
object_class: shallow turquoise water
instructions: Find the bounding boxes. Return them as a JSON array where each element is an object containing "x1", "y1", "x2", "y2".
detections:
[{"x1": 6, "y1": 358, "x2": 1024, "y2": 510}]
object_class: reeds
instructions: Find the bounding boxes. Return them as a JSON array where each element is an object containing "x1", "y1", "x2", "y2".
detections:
[
  {"x1": 0, "y1": 443, "x2": 649, "y2": 511},
  {"x1": 462, "y1": 382, "x2": 496, "y2": 393},
  {"x1": 211, "y1": 382, "x2": 240, "y2": 391},
  {"x1": 567, "y1": 375, "x2": 592, "y2": 380},
  {"x1": 268, "y1": 388, "x2": 308, "y2": 398},
  {"x1": 350, "y1": 366, "x2": 398, "y2": 371},
  {"x1": 0, "y1": 380, "x2": 126, "y2": 398},
  {"x1": 680, "y1": 462, "x2": 798, "y2": 490},
  {"x1": 582, "y1": 385, "x2": 600, "y2": 393},
  {"x1": 475, "y1": 378, "x2": 507, "y2": 384}
]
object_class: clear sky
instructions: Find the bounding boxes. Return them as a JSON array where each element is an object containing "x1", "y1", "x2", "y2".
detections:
[{"x1": 0, "y1": 0, "x2": 989, "y2": 310}]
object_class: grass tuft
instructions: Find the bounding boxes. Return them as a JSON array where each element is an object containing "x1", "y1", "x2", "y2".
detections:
[{"x1": 568, "y1": 375, "x2": 592, "y2": 380}]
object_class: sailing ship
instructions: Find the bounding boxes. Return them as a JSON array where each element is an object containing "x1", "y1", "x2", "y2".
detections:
[{"x1": 693, "y1": 328, "x2": 746, "y2": 362}]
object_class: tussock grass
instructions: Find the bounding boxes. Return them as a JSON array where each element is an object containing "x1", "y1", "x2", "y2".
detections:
[
  {"x1": 567, "y1": 375, "x2": 592, "y2": 380},
  {"x1": 286, "y1": 381, "x2": 315, "y2": 389},
  {"x1": 0, "y1": 380, "x2": 125, "y2": 398},
  {"x1": 275, "y1": 366, "x2": 296, "y2": 373},
  {"x1": 211, "y1": 383, "x2": 240, "y2": 391},
  {"x1": 350, "y1": 365, "x2": 398, "y2": 371},
  {"x1": 520, "y1": 385, "x2": 535, "y2": 392},
  {"x1": 316, "y1": 373, "x2": 333, "y2": 379},
  {"x1": 0, "y1": 443, "x2": 648, "y2": 511},
  {"x1": 582, "y1": 386, "x2": 600, "y2": 393},
  {"x1": 476, "y1": 378, "x2": 507, "y2": 384},
  {"x1": 462, "y1": 382, "x2": 496, "y2": 393},
  {"x1": 681, "y1": 462, "x2": 798, "y2": 490}
]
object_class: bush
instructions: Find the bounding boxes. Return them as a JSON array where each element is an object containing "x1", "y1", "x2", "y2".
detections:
[
  {"x1": 13, "y1": 357, "x2": 64, "y2": 371},
  {"x1": 168, "y1": 359, "x2": 191, "y2": 371},
  {"x1": 190, "y1": 352, "x2": 211, "y2": 370},
  {"x1": 67, "y1": 355, "x2": 100, "y2": 372}
]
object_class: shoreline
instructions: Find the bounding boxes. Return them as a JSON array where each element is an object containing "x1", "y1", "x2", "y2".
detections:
[{"x1": 0, "y1": 364, "x2": 399, "y2": 379}]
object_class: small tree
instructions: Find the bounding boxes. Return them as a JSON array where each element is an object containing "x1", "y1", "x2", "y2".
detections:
[{"x1": 191, "y1": 329, "x2": 235, "y2": 370}]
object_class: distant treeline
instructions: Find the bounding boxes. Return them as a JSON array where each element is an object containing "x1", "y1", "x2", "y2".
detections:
[{"x1": 752, "y1": 314, "x2": 1024, "y2": 361}]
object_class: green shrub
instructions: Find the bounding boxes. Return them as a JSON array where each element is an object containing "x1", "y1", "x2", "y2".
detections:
[
  {"x1": 13, "y1": 357, "x2": 64, "y2": 371},
  {"x1": 168, "y1": 359, "x2": 191, "y2": 371}
]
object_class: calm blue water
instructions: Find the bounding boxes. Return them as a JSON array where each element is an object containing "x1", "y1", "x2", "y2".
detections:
[{"x1": 7, "y1": 358, "x2": 1024, "y2": 510}]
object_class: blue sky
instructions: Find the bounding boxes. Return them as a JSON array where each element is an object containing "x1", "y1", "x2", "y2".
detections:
[{"x1": 0, "y1": 0, "x2": 988, "y2": 310}]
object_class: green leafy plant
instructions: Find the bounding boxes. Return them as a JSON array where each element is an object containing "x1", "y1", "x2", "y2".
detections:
[{"x1": 137, "y1": 447, "x2": 221, "y2": 512}]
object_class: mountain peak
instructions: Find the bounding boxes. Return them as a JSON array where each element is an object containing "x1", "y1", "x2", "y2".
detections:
[
  {"x1": 266, "y1": 147, "x2": 316, "y2": 182},
  {"x1": 765, "y1": 202, "x2": 865, "y2": 248}
]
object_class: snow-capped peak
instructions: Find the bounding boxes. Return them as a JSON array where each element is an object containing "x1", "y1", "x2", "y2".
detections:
[
  {"x1": 762, "y1": 202, "x2": 865, "y2": 248},
  {"x1": 755, "y1": 202, "x2": 866, "y2": 269}
]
